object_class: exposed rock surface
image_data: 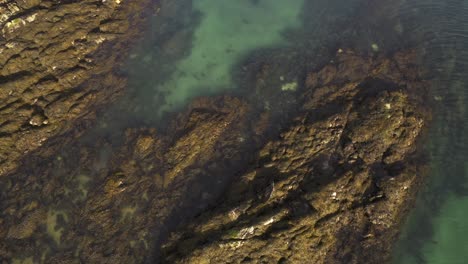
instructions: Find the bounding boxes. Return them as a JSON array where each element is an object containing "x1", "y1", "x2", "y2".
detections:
[
  {"x1": 0, "y1": 0, "x2": 152, "y2": 176},
  {"x1": 160, "y1": 50, "x2": 431, "y2": 263},
  {"x1": 0, "y1": 46, "x2": 430, "y2": 263}
]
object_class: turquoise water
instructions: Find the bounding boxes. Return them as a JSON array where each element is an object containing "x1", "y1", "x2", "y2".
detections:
[
  {"x1": 88, "y1": 0, "x2": 309, "y2": 140},
  {"x1": 423, "y1": 195, "x2": 468, "y2": 263},
  {"x1": 116, "y1": 0, "x2": 304, "y2": 122},
  {"x1": 157, "y1": 0, "x2": 304, "y2": 114}
]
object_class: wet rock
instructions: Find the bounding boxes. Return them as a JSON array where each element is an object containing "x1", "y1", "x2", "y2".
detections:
[
  {"x1": 0, "y1": 0, "x2": 153, "y2": 177},
  {"x1": 160, "y1": 50, "x2": 431, "y2": 264}
]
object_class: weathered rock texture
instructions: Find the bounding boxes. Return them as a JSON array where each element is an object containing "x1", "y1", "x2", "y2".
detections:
[
  {"x1": 160, "y1": 51, "x2": 431, "y2": 263},
  {"x1": 0, "y1": 0, "x2": 151, "y2": 176},
  {"x1": 0, "y1": 46, "x2": 430, "y2": 263}
]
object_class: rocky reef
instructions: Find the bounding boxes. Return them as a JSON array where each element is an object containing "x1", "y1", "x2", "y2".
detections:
[
  {"x1": 0, "y1": 46, "x2": 430, "y2": 263},
  {"x1": 0, "y1": 1, "x2": 431, "y2": 263}
]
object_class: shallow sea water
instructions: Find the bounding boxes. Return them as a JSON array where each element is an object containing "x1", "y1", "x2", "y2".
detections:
[
  {"x1": 157, "y1": 0, "x2": 304, "y2": 113},
  {"x1": 389, "y1": 0, "x2": 468, "y2": 263},
  {"x1": 90, "y1": 0, "x2": 308, "y2": 138}
]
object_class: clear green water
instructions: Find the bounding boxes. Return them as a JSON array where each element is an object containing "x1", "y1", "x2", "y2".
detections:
[
  {"x1": 118, "y1": 0, "x2": 304, "y2": 122},
  {"x1": 88, "y1": 0, "x2": 304, "y2": 138},
  {"x1": 396, "y1": 194, "x2": 468, "y2": 264},
  {"x1": 157, "y1": 0, "x2": 304, "y2": 113},
  {"x1": 390, "y1": 0, "x2": 468, "y2": 263},
  {"x1": 423, "y1": 195, "x2": 468, "y2": 263}
]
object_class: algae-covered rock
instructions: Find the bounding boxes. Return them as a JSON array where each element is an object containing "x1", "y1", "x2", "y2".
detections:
[{"x1": 160, "y1": 50, "x2": 431, "y2": 264}]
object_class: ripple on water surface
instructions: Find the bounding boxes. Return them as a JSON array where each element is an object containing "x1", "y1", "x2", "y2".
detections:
[{"x1": 392, "y1": 0, "x2": 468, "y2": 263}]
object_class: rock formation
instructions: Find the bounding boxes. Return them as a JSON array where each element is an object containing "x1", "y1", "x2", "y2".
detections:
[{"x1": 159, "y1": 50, "x2": 431, "y2": 264}]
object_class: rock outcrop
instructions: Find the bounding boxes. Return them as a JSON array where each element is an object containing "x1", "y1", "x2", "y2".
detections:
[
  {"x1": 160, "y1": 50, "x2": 431, "y2": 263},
  {"x1": 0, "y1": 0, "x2": 152, "y2": 177}
]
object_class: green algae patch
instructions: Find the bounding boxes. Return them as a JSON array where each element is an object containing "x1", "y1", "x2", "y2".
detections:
[
  {"x1": 158, "y1": 0, "x2": 304, "y2": 114},
  {"x1": 130, "y1": 237, "x2": 150, "y2": 250},
  {"x1": 46, "y1": 209, "x2": 68, "y2": 245},
  {"x1": 142, "y1": 190, "x2": 149, "y2": 201},
  {"x1": 281, "y1": 81, "x2": 298, "y2": 92},
  {"x1": 76, "y1": 174, "x2": 91, "y2": 201}
]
